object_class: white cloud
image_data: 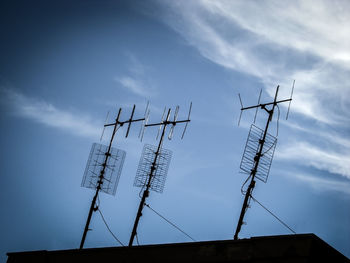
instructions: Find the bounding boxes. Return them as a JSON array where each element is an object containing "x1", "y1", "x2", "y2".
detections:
[
  {"x1": 115, "y1": 54, "x2": 156, "y2": 98},
  {"x1": 289, "y1": 172, "x2": 350, "y2": 196},
  {"x1": 158, "y1": 0, "x2": 350, "y2": 180},
  {"x1": 116, "y1": 76, "x2": 150, "y2": 97},
  {"x1": 277, "y1": 141, "x2": 350, "y2": 179},
  {"x1": 160, "y1": 0, "x2": 350, "y2": 125},
  {"x1": 277, "y1": 63, "x2": 350, "y2": 125},
  {"x1": 1, "y1": 88, "x2": 101, "y2": 138},
  {"x1": 201, "y1": 0, "x2": 350, "y2": 67},
  {"x1": 159, "y1": 1, "x2": 271, "y2": 79},
  {"x1": 284, "y1": 121, "x2": 350, "y2": 150}
]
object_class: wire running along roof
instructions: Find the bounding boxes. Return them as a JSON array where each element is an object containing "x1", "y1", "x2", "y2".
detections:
[
  {"x1": 240, "y1": 124, "x2": 277, "y2": 183},
  {"x1": 134, "y1": 144, "x2": 172, "y2": 193},
  {"x1": 81, "y1": 143, "x2": 126, "y2": 196}
]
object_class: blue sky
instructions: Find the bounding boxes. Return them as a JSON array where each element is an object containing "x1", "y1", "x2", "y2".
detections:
[{"x1": 1, "y1": 0, "x2": 349, "y2": 260}]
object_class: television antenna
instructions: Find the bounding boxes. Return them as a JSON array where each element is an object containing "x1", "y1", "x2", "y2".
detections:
[
  {"x1": 79, "y1": 103, "x2": 149, "y2": 249},
  {"x1": 128, "y1": 102, "x2": 192, "y2": 247},
  {"x1": 234, "y1": 82, "x2": 294, "y2": 240}
]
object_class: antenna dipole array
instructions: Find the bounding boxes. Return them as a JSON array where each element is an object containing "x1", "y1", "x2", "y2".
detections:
[
  {"x1": 79, "y1": 103, "x2": 148, "y2": 249},
  {"x1": 234, "y1": 83, "x2": 294, "y2": 240},
  {"x1": 128, "y1": 103, "x2": 192, "y2": 247}
]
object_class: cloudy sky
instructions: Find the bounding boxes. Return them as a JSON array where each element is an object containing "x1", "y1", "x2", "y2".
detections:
[{"x1": 1, "y1": 0, "x2": 349, "y2": 260}]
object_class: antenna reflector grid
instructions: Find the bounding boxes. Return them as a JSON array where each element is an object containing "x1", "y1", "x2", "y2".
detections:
[
  {"x1": 134, "y1": 144, "x2": 172, "y2": 193},
  {"x1": 239, "y1": 124, "x2": 277, "y2": 183},
  {"x1": 81, "y1": 143, "x2": 126, "y2": 196}
]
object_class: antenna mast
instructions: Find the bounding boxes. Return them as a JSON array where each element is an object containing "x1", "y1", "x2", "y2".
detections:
[
  {"x1": 234, "y1": 84, "x2": 294, "y2": 240},
  {"x1": 129, "y1": 103, "x2": 192, "y2": 247},
  {"x1": 79, "y1": 104, "x2": 148, "y2": 249}
]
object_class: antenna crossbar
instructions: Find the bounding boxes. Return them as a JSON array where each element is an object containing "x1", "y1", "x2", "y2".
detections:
[
  {"x1": 241, "y1": 98, "x2": 291, "y2": 111},
  {"x1": 104, "y1": 118, "x2": 146, "y2": 127}
]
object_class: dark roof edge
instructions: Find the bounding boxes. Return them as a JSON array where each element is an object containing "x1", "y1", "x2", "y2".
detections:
[{"x1": 7, "y1": 233, "x2": 317, "y2": 256}]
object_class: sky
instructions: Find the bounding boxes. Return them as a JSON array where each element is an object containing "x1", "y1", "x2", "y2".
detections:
[{"x1": 1, "y1": 0, "x2": 349, "y2": 260}]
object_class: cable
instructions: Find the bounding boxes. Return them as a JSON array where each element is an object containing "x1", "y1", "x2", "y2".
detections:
[
  {"x1": 262, "y1": 139, "x2": 277, "y2": 156},
  {"x1": 241, "y1": 174, "x2": 252, "y2": 195},
  {"x1": 144, "y1": 203, "x2": 196, "y2": 242},
  {"x1": 135, "y1": 233, "x2": 140, "y2": 246},
  {"x1": 250, "y1": 195, "x2": 296, "y2": 234},
  {"x1": 96, "y1": 196, "x2": 125, "y2": 246},
  {"x1": 138, "y1": 184, "x2": 145, "y2": 199},
  {"x1": 259, "y1": 103, "x2": 279, "y2": 156},
  {"x1": 97, "y1": 208, "x2": 125, "y2": 246}
]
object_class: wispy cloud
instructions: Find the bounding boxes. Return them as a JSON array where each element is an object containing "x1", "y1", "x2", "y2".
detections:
[
  {"x1": 115, "y1": 54, "x2": 156, "y2": 98},
  {"x1": 115, "y1": 76, "x2": 149, "y2": 97},
  {"x1": 287, "y1": 172, "x2": 350, "y2": 196},
  {"x1": 159, "y1": 0, "x2": 350, "y2": 125},
  {"x1": 158, "y1": 0, "x2": 350, "y2": 180},
  {"x1": 277, "y1": 141, "x2": 350, "y2": 179},
  {"x1": 1, "y1": 88, "x2": 101, "y2": 138},
  {"x1": 201, "y1": 0, "x2": 350, "y2": 67},
  {"x1": 283, "y1": 121, "x2": 350, "y2": 150}
]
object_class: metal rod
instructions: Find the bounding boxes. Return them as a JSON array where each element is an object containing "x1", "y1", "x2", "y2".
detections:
[
  {"x1": 146, "y1": 120, "x2": 190, "y2": 128},
  {"x1": 169, "y1": 120, "x2": 190, "y2": 124},
  {"x1": 79, "y1": 187, "x2": 99, "y2": 249},
  {"x1": 254, "y1": 89, "x2": 262, "y2": 124},
  {"x1": 234, "y1": 86, "x2": 279, "y2": 240},
  {"x1": 241, "y1": 98, "x2": 290, "y2": 111},
  {"x1": 286, "y1": 80, "x2": 295, "y2": 120},
  {"x1": 129, "y1": 109, "x2": 171, "y2": 247},
  {"x1": 125, "y1": 105, "x2": 136, "y2": 138},
  {"x1": 234, "y1": 179, "x2": 255, "y2": 240},
  {"x1": 80, "y1": 108, "x2": 122, "y2": 249}
]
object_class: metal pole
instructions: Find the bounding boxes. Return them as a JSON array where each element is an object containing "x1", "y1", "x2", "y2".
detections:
[
  {"x1": 234, "y1": 86, "x2": 279, "y2": 240},
  {"x1": 79, "y1": 108, "x2": 122, "y2": 249},
  {"x1": 128, "y1": 109, "x2": 171, "y2": 247},
  {"x1": 80, "y1": 187, "x2": 99, "y2": 249}
]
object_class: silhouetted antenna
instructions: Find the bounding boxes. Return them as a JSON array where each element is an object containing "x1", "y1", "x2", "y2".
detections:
[
  {"x1": 286, "y1": 80, "x2": 295, "y2": 120},
  {"x1": 80, "y1": 103, "x2": 147, "y2": 249},
  {"x1": 233, "y1": 85, "x2": 293, "y2": 241},
  {"x1": 128, "y1": 103, "x2": 192, "y2": 247}
]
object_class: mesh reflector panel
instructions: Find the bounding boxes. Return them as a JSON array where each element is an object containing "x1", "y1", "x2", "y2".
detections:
[
  {"x1": 134, "y1": 144, "x2": 172, "y2": 193},
  {"x1": 81, "y1": 143, "x2": 126, "y2": 196},
  {"x1": 240, "y1": 124, "x2": 277, "y2": 183}
]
